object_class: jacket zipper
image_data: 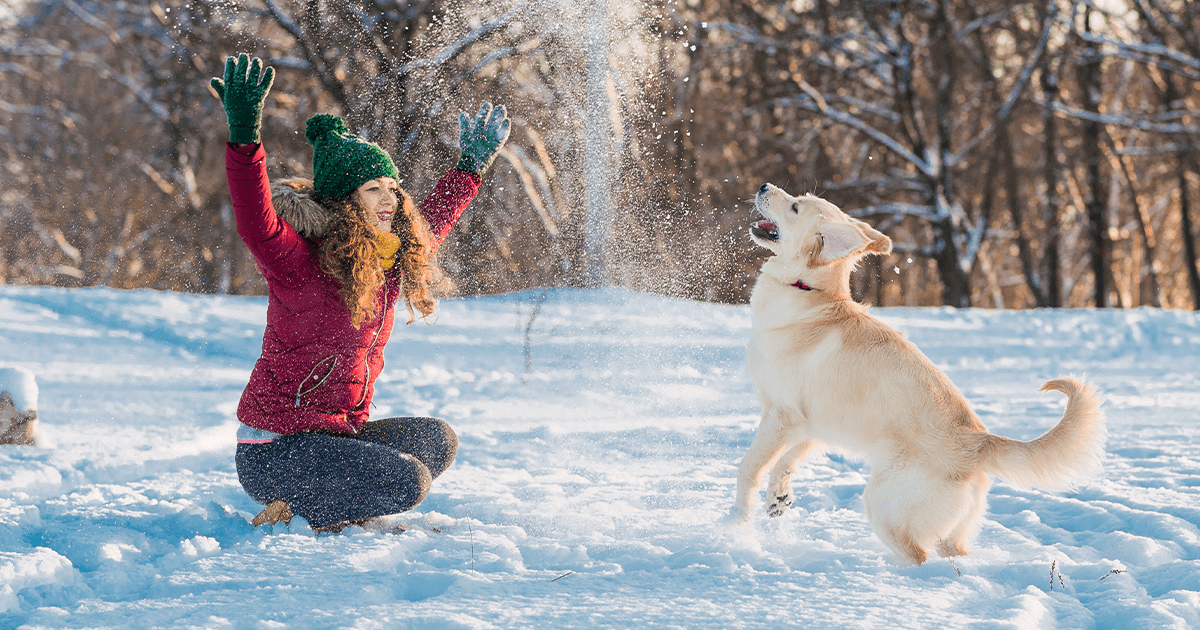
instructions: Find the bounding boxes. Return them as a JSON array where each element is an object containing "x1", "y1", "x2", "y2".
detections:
[
  {"x1": 355, "y1": 279, "x2": 395, "y2": 411},
  {"x1": 357, "y1": 323, "x2": 383, "y2": 410}
]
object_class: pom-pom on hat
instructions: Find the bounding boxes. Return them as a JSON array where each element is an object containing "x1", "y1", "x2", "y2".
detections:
[{"x1": 305, "y1": 114, "x2": 400, "y2": 200}]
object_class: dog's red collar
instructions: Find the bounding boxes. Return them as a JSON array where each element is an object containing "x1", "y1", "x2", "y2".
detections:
[{"x1": 791, "y1": 280, "x2": 816, "y2": 291}]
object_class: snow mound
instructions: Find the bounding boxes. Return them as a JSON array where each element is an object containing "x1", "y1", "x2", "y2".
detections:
[
  {"x1": 0, "y1": 285, "x2": 1198, "y2": 629},
  {"x1": 0, "y1": 366, "x2": 37, "y2": 412}
]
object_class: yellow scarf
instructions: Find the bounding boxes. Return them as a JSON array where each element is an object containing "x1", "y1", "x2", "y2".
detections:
[{"x1": 377, "y1": 231, "x2": 400, "y2": 270}]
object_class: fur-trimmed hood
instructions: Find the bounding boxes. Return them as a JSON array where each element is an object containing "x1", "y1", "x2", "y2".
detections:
[{"x1": 271, "y1": 178, "x2": 331, "y2": 238}]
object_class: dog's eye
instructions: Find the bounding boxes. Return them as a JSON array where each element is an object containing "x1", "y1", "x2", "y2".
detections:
[{"x1": 791, "y1": 203, "x2": 800, "y2": 214}]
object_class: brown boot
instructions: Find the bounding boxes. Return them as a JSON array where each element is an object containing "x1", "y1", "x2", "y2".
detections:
[{"x1": 251, "y1": 500, "x2": 293, "y2": 526}]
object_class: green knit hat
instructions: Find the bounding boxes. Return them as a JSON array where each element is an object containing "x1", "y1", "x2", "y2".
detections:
[{"x1": 305, "y1": 114, "x2": 399, "y2": 200}]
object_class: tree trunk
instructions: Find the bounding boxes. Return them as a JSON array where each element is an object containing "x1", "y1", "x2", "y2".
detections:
[
  {"x1": 1107, "y1": 139, "x2": 1161, "y2": 307},
  {"x1": 1154, "y1": 65, "x2": 1200, "y2": 310},
  {"x1": 1002, "y1": 131, "x2": 1049, "y2": 307},
  {"x1": 933, "y1": 0, "x2": 970, "y2": 308},
  {"x1": 1181, "y1": 162, "x2": 1200, "y2": 310},
  {"x1": 1078, "y1": 9, "x2": 1110, "y2": 307},
  {"x1": 932, "y1": 215, "x2": 970, "y2": 308},
  {"x1": 1039, "y1": 3, "x2": 1062, "y2": 307}
]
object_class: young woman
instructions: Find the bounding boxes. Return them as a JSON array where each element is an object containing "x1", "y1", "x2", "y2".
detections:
[{"x1": 211, "y1": 54, "x2": 509, "y2": 532}]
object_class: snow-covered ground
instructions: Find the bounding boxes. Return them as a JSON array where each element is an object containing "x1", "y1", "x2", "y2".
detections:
[{"x1": 1, "y1": 285, "x2": 1198, "y2": 629}]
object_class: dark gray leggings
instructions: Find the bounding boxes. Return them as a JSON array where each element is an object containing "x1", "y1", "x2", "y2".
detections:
[{"x1": 236, "y1": 417, "x2": 458, "y2": 529}]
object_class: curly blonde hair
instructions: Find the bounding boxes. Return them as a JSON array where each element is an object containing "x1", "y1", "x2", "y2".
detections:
[{"x1": 317, "y1": 188, "x2": 438, "y2": 328}]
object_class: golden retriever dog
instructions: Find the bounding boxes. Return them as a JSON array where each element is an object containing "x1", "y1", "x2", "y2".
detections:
[{"x1": 733, "y1": 184, "x2": 1105, "y2": 565}]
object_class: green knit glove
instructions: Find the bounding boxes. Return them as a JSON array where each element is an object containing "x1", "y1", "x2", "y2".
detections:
[
  {"x1": 210, "y1": 54, "x2": 275, "y2": 144},
  {"x1": 456, "y1": 103, "x2": 511, "y2": 176}
]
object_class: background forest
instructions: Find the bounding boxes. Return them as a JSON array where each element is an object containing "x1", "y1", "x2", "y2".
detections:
[{"x1": 1, "y1": 0, "x2": 1199, "y2": 309}]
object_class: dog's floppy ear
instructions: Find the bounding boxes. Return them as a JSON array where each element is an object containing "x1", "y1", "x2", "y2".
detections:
[
  {"x1": 860, "y1": 220, "x2": 892, "y2": 256},
  {"x1": 818, "y1": 220, "x2": 892, "y2": 262}
]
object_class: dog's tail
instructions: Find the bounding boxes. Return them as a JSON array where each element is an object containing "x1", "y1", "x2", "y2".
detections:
[{"x1": 980, "y1": 377, "x2": 1105, "y2": 491}]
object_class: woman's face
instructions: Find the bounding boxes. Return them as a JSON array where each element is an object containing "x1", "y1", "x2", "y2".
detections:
[{"x1": 354, "y1": 177, "x2": 399, "y2": 232}]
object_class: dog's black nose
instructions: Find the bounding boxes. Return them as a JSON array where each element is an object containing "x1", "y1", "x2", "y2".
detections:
[{"x1": 759, "y1": 183, "x2": 770, "y2": 193}]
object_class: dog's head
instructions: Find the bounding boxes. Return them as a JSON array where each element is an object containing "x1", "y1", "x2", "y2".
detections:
[{"x1": 751, "y1": 184, "x2": 891, "y2": 291}]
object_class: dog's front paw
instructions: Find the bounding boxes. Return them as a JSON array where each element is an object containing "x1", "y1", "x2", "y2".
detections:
[{"x1": 766, "y1": 492, "x2": 794, "y2": 518}]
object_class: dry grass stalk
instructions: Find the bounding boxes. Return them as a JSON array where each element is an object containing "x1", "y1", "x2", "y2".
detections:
[
  {"x1": 464, "y1": 508, "x2": 476, "y2": 571},
  {"x1": 938, "y1": 538, "x2": 962, "y2": 577},
  {"x1": 1099, "y1": 568, "x2": 1127, "y2": 581},
  {"x1": 1049, "y1": 560, "x2": 1066, "y2": 591},
  {"x1": 550, "y1": 571, "x2": 574, "y2": 583}
]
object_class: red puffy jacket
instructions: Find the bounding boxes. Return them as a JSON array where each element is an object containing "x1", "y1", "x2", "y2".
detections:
[{"x1": 226, "y1": 143, "x2": 479, "y2": 435}]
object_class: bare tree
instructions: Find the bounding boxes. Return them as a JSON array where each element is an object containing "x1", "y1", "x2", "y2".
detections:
[
  {"x1": 0, "y1": 0, "x2": 587, "y2": 296},
  {"x1": 0, "y1": 1, "x2": 235, "y2": 291},
  {"x1": 1039, "y1": 1, "x2": 1065, "y2": 307},
  {"x1": 4, "y1": 0, "x2": 1200, "y2": 309},
  {"x1": 715, "y1": 1, "x2": 1051, "y2": 307},
  {"x1": 1076, "y1": 4, "x2": 1114, "y2": 306},
  {"x1": 1127, "y1": 0, "x2": 1200, "y2": 309}
]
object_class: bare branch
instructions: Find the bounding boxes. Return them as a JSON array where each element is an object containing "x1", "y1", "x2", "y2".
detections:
[
  {"x1": 763, "y1": 95, "x2": 935, "y2": 179},
  {"x1": 1077, "y1": 26, "x2": 1200, "y2": 73},
  {"x1": 957, "y1": 8, "x2": 1014, "y2": 39},
  {"x1": 392, "y1": 4, "x2": 526, "y2": 78},
  {"x1": 0, "y1": 100, "x2": 45, "y2": 115},
  {"x1": 848, "y1": 202, "x2": 940, "y2": 222},
  {"x1": 0, "y1": 40, "x2": 170, "y2": 121},
  {"x1": 1044, "y1": 100, "x2": 1200, "y2": 134},
  {"x1": 951, "y1": 2, "x2": 1055, "y2": 167},
  {"x1": 63, "y1": 0, "x2": 120, "y2": 45},
  {"x1": 499, "y1": 146, "x2": 559, "y2": 237},
  {"x1": 0, "y1": 61, "x2": 35, "y2": 76},
  {"x1": 261, "y1": 0, "x2": 349, "y2": 107},
  {"x1": 889, "y1": 242, "x2": 941, "y2": 257}
]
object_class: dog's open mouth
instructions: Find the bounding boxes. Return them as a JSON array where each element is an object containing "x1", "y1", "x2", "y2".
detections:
[{"x1": 751, "y1": 220, "x2": 779, "y2": 242}]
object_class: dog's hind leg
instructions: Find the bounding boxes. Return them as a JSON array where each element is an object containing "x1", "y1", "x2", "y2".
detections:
[
  {"x1": 734, "y1": 410, "x2": 794, "y2": 523},
  {"x1": 939, "y1": 472, "x2": 990, "y2": 557},
  {"x1": 765, "y1": 439, "x2": 819, "y2": 517},
  {"x1": 863, "y1": 467, "x2": 931, "y2": 565}
]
